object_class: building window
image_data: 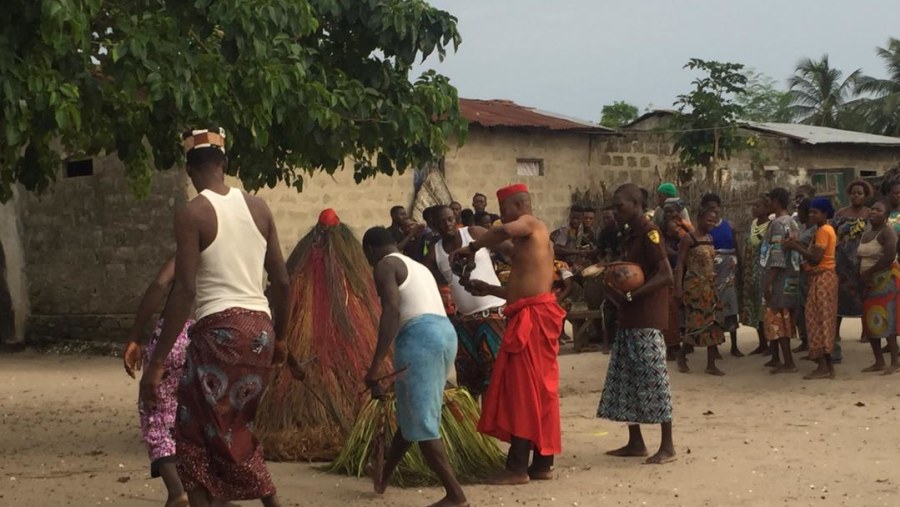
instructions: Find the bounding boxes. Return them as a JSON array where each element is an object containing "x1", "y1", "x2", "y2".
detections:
[
  {"x1": 516, "y1": 158, "x2": 544, "y2": 176},
  {"x1": 65, "y1": 159, "x2": 94, "y2": 178}
]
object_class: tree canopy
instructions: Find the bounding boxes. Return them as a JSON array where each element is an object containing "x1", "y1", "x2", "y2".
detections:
[
  {"x1": 672, "y1": 59, "x2": 748, "y2": 183},
  {"x1": 0, "y1": 0, "x2": 466, "y2": 202},
  {"x1": 736, "y1": 71, "x2": 794, "y2": 123},
  {"x1": 599, "y1": 100, "x2": 639, "y2": 129},
  {"x1": 788, "y1": 55, "x2": 860, "y2": 128},
  {"x1": 854, "y1": 37, "x2": 900, "y2": 136}
]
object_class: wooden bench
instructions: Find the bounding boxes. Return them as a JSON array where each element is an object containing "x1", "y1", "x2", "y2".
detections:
[{"x1": 566, "y1": 304, "x2": 604, "y2": 353}]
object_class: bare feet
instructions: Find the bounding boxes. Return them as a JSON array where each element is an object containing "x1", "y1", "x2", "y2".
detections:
[
  {"x1": 528, "y1": 467, "x2": 555, "y2": 481},
  {"x1": 485, "y1": 469, "x2": 529, "y2": 485},
  {"x1": 677, "y1": 358, "x2": 690, "y2": 374},
  {"x1": 705, "y1": 367, "x2": 726, "y2": 376},
  {"x1": 803, "y1": 369, "x2": 834, "y2": 380},
  {"x1": 763, "y1": 358, "x2": 781, "y2": 368},
  {"x1": 862, "y1": 364, "x2": 885, "y2": 373},
  {"x1": 645, "y1": 448, "x2": 677, "y2": 464},
  {"x1": 165, "y1": 495, "x2": 189, "y2": 507},
  {"x1": 748, "y1": 344, "x2": 768, "y2": 355},
  {"x1": 606, "y1": 444, "x2": 649, "y2": 457},
  {"x1": 731, "y1": 349, "x2": 745, "y2": 358},
  {"x1": 770, "y1": 365, "x2": 798, "y2": 374},
  {"x1": 427, "y1": 496, "x2": 469, "y2": 507},
  {"x1": 884, "y1": 365, "x2": 898, "y2": 376}
]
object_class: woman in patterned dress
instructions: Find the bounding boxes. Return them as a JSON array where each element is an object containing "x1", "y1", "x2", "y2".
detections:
[
  {"x1": 833, "y1": 180, "x2": 873, "y2": 345},
  {"x1": 783, "y1": 198, "x2": 839, "y2": 379},
  {"x1": 123, "y1": 256, "x2": 194, "y2": 507},
  {"x1": 858, "y1": 200, "x2": 900, "y2": 374},
  {"x1": 701, "y1": 193, "x2": 742, "y2": 357},
  {"x1": 675, "y1": 207, "x2": 727, "y2": 376},
  {"x1": 742, "y1": 195, "x2": 771, "y2": 355}
]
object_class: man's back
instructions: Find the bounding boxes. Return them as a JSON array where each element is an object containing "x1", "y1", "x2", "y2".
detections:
[
  {"x1": 192, "y1": 187, "x2": 272, "y2": 320},
  {"x1": 507, "y1": 216, "x2": 554, "y2": 304}
]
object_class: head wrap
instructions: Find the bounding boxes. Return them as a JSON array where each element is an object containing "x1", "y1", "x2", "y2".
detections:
[
  {"x1": 657, "y1": 182, "x2": 678, "y2": 198},
  {"x1": 318, "y1": 208, "x2": 340, "y2": 227},
  {"x1": 497, "y1": 183, "x2": 529, "y2": 204},
  {"x1": 809, "y1": 197, "x2": 835, "y2": 219},
  {"x1": 182, "y1": 127, "x2": 226, "y2": 154}
]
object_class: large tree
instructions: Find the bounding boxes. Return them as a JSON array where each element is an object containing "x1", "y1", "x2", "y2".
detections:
[
  {"x1": 0, "y1": 0, "x2": 466, "y2": 202},
  {"x1": 854, "y1": 37, "x2": 900, "y2": 137},
  {"x1": 736, "y1": 71, "x2": 794, "y2": 123},
  {"x1": 599, "y1": 100, "x2": 639, "y2": 129},
  {"x1": 672, "y1": 59, "x2": 748, "y2": 183},
  {"x1": 788, "y1": 55, "x2": 860, "y2": 128}
]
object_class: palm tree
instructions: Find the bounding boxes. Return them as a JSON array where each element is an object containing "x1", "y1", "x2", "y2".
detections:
[
  {"x1": 788, "y1": 54, "x2": 860, "y2": 128},
  {"x1": 853, "y1": 38, "x2": 900, "y2": 136}
]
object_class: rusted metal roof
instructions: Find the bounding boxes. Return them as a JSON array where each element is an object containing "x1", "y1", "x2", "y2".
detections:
[
  {"x1": 459, "y1": 98, "x2": 613, "y2": 133},
  {"x1": 741, "y1": 122, "x2": 900, "y2": 146}
]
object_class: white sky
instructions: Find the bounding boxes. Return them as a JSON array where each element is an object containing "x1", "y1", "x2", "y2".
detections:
[{"x1": 414, "y1": 0, "x2": 900, "y2": 122}]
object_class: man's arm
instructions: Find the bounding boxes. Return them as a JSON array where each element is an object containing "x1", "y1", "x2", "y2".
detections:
[
  {"x1": 365, "y1": 258, "x2": 403, "y2": 384},
  {"x1": 140, "y1": 205, "x2": 201, "y2": 406},
  {"x1": 123, "y1": 255, "x2": 175, "y2": 378},
  {"x1": 468, "y1": 226, "x2": 515, "y2": 258},
  {"x1": 463, "y1": 215, "x2": 538, "y2": 256},
  {"x1": 263, "y1": 207, "x2": 290, "y2": 343},
  {"x1": 632, "y1": 252, "x2": 673, "y2": 300},
  {"x1": 465, "y1": 279, "x2": 508, "y2": 299}
]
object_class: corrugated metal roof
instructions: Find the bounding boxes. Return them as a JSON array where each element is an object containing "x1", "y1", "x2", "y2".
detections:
[
  {"x1": 459, "y1": 98, "x2": 613, "y2": 133},
  {"x1": 623, "y1": 109, "x2": 678, "y2": 128},
  {"x1": 742, "y1": 122, "x2": 900, "y2": 146}
]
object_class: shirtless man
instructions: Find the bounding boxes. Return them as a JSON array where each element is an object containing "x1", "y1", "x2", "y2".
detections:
[{"x1": 452, "y1": 184, "x2": 565, "y2": 484}]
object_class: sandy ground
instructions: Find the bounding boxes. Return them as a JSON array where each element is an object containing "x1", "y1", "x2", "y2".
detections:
[{"x1": 3, "y1": 321, "x2": 900, "y2": 507}]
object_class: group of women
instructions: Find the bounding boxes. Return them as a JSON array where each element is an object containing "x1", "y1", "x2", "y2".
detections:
[{"x1": 659, "y1": 179, "x2": 900, "y2": 379}]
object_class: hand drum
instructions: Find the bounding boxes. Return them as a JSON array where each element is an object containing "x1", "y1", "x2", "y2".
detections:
[{"x1": 603, "y1": 262, "x2": 645, "y2": 292}]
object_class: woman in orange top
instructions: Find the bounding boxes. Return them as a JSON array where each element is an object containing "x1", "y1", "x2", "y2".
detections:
[{"x1": 784, "y1": 197, "x2": 838, "y2": 379}]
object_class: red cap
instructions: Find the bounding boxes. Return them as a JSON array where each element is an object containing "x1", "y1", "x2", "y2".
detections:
[
  {"x1": 496, "y1": 183, "x2": 529, "y2": 204},
  {"x1": 318, "y1": 208, "x2": 340, "y2": 227}
]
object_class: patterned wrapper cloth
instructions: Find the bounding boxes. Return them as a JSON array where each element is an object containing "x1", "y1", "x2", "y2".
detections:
[
  {"x1": 451, "y1": 309, "x2": 504, "y2": 397},
  {"x1": 597, "y1": 328, "x2": 673, "y2": 424},
  {"x1": 176, "y1": 308, "x2": 277, "y2": 501},
  {"x1": 805, "y1": 269, "x2": 838, "y2": 359},
  {"x1": 139, "y1": 319, "x2": 193, "y2": 477}
]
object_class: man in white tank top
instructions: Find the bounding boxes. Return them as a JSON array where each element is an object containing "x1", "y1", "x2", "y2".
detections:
[
  {"x1": 140, "y1": 128, "x2": 291, "y2": 507},
  {"x1": 362, "y1": 227, "x2": 468, "y2": 507},
  {"x1": 425, "y1": 205, "x2": 510, "y2": 398}
]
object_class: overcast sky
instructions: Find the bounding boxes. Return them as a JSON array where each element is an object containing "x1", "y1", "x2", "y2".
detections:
[{"x1": 414, "y1": 0, "x2": 900, "y2": 122}]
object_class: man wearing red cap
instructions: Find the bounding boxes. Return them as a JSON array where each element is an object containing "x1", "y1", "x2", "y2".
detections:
[{"x1": 452, "y1": 183, "x2": 565, "y2": 485}]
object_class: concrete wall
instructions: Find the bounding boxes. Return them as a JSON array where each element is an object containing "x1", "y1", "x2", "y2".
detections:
[
  {"x1": 20, "y1": 156, "x2": 188, "y2": 341},
  {"x1": 0, "y1": 190, "x2": 28, "y2": 343}
]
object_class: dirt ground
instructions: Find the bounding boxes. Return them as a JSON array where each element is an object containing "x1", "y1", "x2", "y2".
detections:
[{"x1": 3, "y1": 321, "x2": 900, "y2": 507}]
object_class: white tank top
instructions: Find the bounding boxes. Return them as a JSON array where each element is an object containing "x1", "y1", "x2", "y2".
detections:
[
  {"x1": 435, "y1": 227, "x2": 505, "y2": 315},
  {"x1": 386, "y1": 253, "x2": 446, "y2": 325},
  {"x1": 194, "y1": 188, "x2": 271, "y2": 320}
]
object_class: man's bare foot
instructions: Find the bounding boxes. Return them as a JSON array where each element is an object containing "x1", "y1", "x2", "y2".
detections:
[
  {"x1": 528, "y1": 467, "x2": 554, "y2": 481},
  {"x1": 763, "y1": 358, "x2": 781, "y2": 368},
  {"x1": 645, "y1": 449, "x2": 677, "y2": 464},
  {"x1": 485, "y1": 469, "x2": 529, "y2": 485},
  {"x1": 165, "y1": 495, "x2": 189, "y2": 507},
  {"x1": 770, "y1": 365, "x2": 797, "y2": 374},
  {"x1": 705, "y1": 367, "x2": 726, "y2": 376},
  {"x1": 731, "y1": 349, "x2": 745, "y2": 358},
  {"x1": 803, "y1": 368, "x2": 834, "y2": 380},
  {"x1": 862, "y1": 364, "x2": 885, "y2": 373},
  {"x1": 749, "y1": 345, "x2": 768, "y2": 355},
  {"x1": 426, "y1": 495, "x2": 469, "y2": 507},
  {"x1": 606, "y1": 444, "x2": 649, "y2": 457},
  {"x1": 884, "y1": 365, "x2": 899, "y2": 376}
]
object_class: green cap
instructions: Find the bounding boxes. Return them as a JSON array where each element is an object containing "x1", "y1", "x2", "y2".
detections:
[{"x1": 657, "y1": 182, "x2": 677, "y2": 198}]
